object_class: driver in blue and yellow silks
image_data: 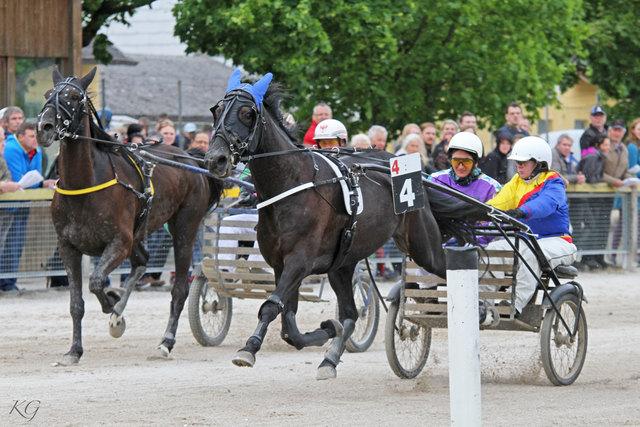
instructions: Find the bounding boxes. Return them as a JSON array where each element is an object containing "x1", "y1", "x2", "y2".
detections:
[{"x1": 480, "y1": 136, "x2": 578, "y2": 316}]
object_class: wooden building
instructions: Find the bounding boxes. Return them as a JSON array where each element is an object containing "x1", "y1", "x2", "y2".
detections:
[{"x1": 0, "y1": 0, "x2": 82, "y2": 111}]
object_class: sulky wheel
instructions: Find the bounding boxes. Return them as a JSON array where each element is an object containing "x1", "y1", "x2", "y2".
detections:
[
  {"x1": 188, "y1": 268, "x2": 233, "y2": 347},
  {"x1": 384, "y1": 299, "x2": 431, "y2": 379},
  {"x1": 540, "y1": 292, "x2": 588, "y2": 386},
  {"x1": 337, "y1": 271, "x2": 380, "y2": 353}
]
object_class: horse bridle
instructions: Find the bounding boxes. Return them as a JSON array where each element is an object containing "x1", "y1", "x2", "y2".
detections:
[
  {"x1": 39, "y1": 77, "x2": 92, "y2": 141},
  {"x1": 211, "y1": 88, "x2": 265, "y2": 165}
]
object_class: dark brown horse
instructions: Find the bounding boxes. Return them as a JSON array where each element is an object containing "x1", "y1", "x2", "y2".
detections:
[
  {"x1": 204, "y1": 70, "x2": 447, "y2": 379},
  {"x1": 36, "y1": 67, "x2": 222, "y2": 365}
]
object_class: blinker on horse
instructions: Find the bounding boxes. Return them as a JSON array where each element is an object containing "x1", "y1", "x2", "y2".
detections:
[
  {"x1": 205, "y1": 70, "x2": 447, "y2": 379},
  {"x1": 37, "y1": 67, "x2": 223, "y2": 365}
]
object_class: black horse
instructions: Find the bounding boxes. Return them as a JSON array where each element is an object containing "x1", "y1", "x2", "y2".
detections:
[
  {"x1": 36, "y1": 67, "x2": 223, "y2": 365},
  {"x1": 205, "y1": 70, "x2": 448, "y2": 379}
]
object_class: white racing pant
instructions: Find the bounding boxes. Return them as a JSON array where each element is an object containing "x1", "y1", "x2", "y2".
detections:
[
  {"x1": 216, "y1": 213, "x2": 265, "y2": 271},
  {"x1": 479, "y1": 236, "x2": 577, "y2": 312}
]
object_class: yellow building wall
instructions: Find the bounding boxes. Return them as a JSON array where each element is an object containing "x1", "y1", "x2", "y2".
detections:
[{"x1": 534, "y1": 78, "x2": 599, "y2": 133}]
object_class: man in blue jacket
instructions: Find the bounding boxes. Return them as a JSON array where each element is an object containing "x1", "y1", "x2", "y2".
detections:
[{"x1": 0, "y1": 122, "x2": 55, "y2": 291}]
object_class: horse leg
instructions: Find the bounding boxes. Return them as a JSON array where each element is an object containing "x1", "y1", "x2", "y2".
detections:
[
  {"x1": 58, "y1": 244, "x2": 85, "y2": 365},
  {"x1": 89, "y1": 238, "x2": 131, "y2": 314},
  {"x1": 232, "y1": 259, "x2": 310, "y2": 367},
  {"x1": 109, "y1": 242, "x2": 149, "y2": 338},
  {"x1": 148, "y1": 218, "x2": 198, "y2": 360},
  {"x1": 280, "y1": 298, "x2": 343, "y2": 350},
  {"x1": 317, "y1": 264, "x2": 359, "y2": 380}
]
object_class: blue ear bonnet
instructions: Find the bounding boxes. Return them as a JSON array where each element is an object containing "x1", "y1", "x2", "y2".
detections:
[{"x1": 226, "y1": 69, "x2": 273, "y2": 111}]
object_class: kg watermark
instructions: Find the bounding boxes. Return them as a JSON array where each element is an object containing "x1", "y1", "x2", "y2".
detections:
[{"x1": 9, "y1": 399, "x2": 41, "y2": 422}]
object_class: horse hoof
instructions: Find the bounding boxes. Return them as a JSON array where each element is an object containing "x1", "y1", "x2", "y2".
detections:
[
  {"x1": 316, "y1": 365, "x2": 337, "y2": 380},
  {"x1": 147, "y1": 345, "x2": 172, "y2": 361},
  {"x1": 59, "y1": 354, "x2": 80, "y2": 366},
  {"x1": 232, "y1": 351, "x2": 255, "y2": 367},
  {"x1": 109, "y1": 313, "x2": 126, "y2": 338}
]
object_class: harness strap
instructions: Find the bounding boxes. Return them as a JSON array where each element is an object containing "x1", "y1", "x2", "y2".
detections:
[
  {"x1": 256, "y1": 182, "x2": 315, "y2": 210},
  {"x1": 55, "y1": 178, "x2": 118, "y2": 195}
]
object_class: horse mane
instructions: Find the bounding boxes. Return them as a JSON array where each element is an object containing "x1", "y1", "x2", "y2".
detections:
[{"x1": 262, "y1": 83, "x2": 299, "y2": 143}]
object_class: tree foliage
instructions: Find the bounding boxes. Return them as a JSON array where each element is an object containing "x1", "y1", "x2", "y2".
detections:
[
  {"x1": 582, "y1": 0, "x2": 640, "y2": 123},
  {"x1": 174, "y1": 0, "x2": 586, "y2": 132},
  {"x1": 82, "y1": 0, "x2": 157, "y2": 63}
]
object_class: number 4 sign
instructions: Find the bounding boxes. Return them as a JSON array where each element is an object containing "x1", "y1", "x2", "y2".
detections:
[{"x1": 390, "y1": 153, "x2": 425, "y2": 214}]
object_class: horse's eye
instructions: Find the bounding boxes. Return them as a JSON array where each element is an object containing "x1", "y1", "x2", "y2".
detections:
[{"x1": 238, "y1": 106, "x2": 254, "y2": 127}]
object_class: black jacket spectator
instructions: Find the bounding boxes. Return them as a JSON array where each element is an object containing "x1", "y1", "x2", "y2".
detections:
[
  {"x1": 479, "y1": 148, "x2": 511, "y2": 185},
  {"x1": 579, "y1": 125, "x2": 607, "y2": 152},
  {"x1": 577, "y1": 150, "x2": 605, "y2": 183}
]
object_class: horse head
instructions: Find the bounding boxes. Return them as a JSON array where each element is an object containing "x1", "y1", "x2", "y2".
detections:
[
  {"x1": 205, "y1": 69, "x2": 272, "y2": 178},
  {"x1": 37, "y1": 66, "x2": 97, "y2": 147}
]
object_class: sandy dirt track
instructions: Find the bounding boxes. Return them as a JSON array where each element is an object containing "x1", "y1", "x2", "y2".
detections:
[{"x1": 1, "y1": 270, "x2": 639, "y2": 426}]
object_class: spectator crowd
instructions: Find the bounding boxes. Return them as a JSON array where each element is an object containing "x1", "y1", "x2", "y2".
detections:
[{"x1": 1, "y1": 97, "x2": 639, "y2": 293}]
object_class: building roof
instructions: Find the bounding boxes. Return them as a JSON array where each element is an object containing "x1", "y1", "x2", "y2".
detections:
[
  {"x1": 99, "y1": 54, "x2": 234, "y2": 122},
  {"x1": 82, "y1": 41, "x2": 138, "y2": 66}
]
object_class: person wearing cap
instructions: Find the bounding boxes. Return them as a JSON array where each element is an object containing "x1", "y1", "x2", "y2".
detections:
[
  {"x1": 480, "y1": 136, "x2": 577, "y2": 315},
  {"x1": 429, "y1": 132, "x2": 501, "y2": 202},
  {"x1": 604, "y1": 119, "x2": 637, "y2": 267},
  {"x1": 182, "y1": 122, "x2": 197, "y2": 149},
  {"x1": 313, "y1": 118, "x2": 348, "y2": 149},
  {"x1": 579, "y1": 105, "x2": 607, "y2": 153}
]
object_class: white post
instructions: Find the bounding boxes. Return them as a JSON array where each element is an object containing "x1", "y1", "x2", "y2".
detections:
[{"x1": 446, "y1": 246, "x2": 481, "y2": 426}]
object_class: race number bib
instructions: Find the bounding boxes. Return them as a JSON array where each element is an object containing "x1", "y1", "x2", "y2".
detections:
[{"x1": 390, "y1": 153, "x2": 425, "y2": 214}]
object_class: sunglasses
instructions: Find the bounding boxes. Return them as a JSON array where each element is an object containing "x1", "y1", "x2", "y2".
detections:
[
  {"x1": 451, "y1": 157, "x2": 474, "y2": 168},
  {"x1": 515, "y1": 160, "x2": 530, "y2": 166}
]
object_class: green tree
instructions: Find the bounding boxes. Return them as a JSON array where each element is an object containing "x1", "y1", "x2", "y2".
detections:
[
  {"x1": 582, "y1": 0, "x2": 640, "y2": 123},
  {"x1": 82, "y1": 0, "x2": 157, "y2": 63},
  {"x1": 174, "y1": 0, "x2": 587, "y2": 132}
]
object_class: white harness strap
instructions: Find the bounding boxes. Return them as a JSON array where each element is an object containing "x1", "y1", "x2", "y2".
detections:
[
  {"x1": 257, "y1": 182, "x2": 315, "y2": 210},
  {"x1": 314, "y1": 152, "x2": 363, "y2": 215},
  {"x1": 256, "y1": 152, "x2": 364, "y2": 213}
]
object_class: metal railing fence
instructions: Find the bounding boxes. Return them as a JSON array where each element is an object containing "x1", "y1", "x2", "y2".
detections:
[{"x1": 1, "y1": 186, "x2": 637, "y2": 283}]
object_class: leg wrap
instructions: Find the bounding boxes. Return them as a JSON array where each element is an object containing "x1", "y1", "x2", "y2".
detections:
[
  {"x1": 323, "y1": 319, "x2": 356, "y2": 367},
  {"x1": 283, "y1": 311, "x2": 330, "y2": 349}
]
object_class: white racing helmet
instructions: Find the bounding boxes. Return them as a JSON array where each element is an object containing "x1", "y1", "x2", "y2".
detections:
[
  {"x1": 313, "y1": 119, "x2": 348, "y2": 142},
  {"x1": 448, "y1": 132, "x2": 483, "y2": 157},
  {"x1": 508, "y1": 136, "x2": 552, "y2": 166}
]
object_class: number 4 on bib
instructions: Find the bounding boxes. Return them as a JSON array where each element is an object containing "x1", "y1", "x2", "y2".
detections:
[{"x1": 390, "y1": 153, "x2": 425, "y2": 214}]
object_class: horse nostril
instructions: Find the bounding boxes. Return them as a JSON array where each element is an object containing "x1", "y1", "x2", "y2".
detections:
[
  {"x1": 216, "y1": 156, "x2": 228, "y2": 169},
  {"x1": 43, "y1": 123, "x2": 53, "y2": 132}
]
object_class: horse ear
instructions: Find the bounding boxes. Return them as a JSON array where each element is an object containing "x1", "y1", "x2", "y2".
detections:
[
  {"x1": 79, "y1": 67, "x2": 97, "y2": 90},
  {"x1": 53, "y1": 66, "x2": 64, "y2": 84},
  {"x1": 251, "y1": 72, "x2": 273, "y2": 108},
  {"x1": 226, "y1": 69, "x2": 242, "y2": 93}
]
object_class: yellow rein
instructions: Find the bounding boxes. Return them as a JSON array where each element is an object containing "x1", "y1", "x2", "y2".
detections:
[{"x1": 55, "y1": 154, "x2": 154, "y2": 196}]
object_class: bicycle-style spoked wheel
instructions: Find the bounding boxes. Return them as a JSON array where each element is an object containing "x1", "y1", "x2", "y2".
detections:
[
  {"x1": 343, "y1": 273, "x2": 380, "y2": 353},
  {"x1": 540, "y1": 293, "x2": 588, "y2": 385},
  {"x1": 188, "y1": 270, "x2": 233, "y2": 347},
  {"x1": 384, "y1": 299, "x2": 431, "y2": 379}
]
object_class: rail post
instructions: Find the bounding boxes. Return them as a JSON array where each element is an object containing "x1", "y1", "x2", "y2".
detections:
[
  {"x1": 630, "y1": 188, "x2": 638, "y2": 269},
  {"x1": 445, "y1": 246, "x2": 481, "y2": 426}
]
